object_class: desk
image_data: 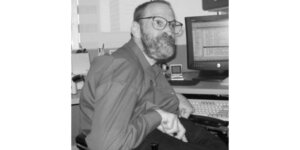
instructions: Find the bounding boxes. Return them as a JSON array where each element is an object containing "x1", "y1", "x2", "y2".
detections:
[
  {"x1": 173, "y1": 81, "x2": 228, "y2": 95},
  {"x1": 71, "y1": 81, "x2": 228, "y2": 104}
]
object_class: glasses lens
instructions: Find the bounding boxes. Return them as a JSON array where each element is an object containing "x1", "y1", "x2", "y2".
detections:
[
  {"x1": 152, "y1": 17, "x2": 167, "y2": 30},
  {"x1": 170, "y1": 21, "x2": 182, "y2": 34}
]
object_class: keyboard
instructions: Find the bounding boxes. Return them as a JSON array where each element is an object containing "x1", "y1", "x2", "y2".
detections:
[{"x1": 189, "y1": 99, "x2": 229, "y2": 121}]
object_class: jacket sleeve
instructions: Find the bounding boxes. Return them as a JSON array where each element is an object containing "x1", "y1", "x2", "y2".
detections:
[{"x1": 85, "y1": 56, "x2": 162, "y2": 150}]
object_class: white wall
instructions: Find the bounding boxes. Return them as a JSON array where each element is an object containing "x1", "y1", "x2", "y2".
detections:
[
  {"x1": 71, "y1": 0, "x2": 81, "y2": 50},
  {"x1": 77, "y1": 0, "x2": 217, "y2": 49}
]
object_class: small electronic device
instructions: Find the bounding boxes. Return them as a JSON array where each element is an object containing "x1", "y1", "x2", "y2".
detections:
[{"x1": 169, "y1": 64, "x2": 184, "y2": 80}]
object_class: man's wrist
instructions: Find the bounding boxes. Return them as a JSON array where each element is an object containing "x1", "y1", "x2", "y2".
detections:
[
  {"x1": 154, "y1": 109, "x2": 164, "y2": 122},
  {"x1": 154, "y1": 109, "x2": 163, "y2": 115},
  {"x1": 144, "y1": 108, "x2": 163, "y2": 130}
]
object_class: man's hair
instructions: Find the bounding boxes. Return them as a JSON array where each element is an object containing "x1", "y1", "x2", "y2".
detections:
[{"x1": 133, "y1": 0, "x2": 172, "y2": 22}]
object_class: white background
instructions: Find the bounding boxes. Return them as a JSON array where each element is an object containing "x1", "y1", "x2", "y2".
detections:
[{"x1": 1, "y1": 0, "x2": 300, "y2": 149}]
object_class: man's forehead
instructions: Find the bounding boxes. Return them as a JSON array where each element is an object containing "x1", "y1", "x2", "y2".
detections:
[{"x1": 144, "y1": 3, "x2": 175, "y2": 20}]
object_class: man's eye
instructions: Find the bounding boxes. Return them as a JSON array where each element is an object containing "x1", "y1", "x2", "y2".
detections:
[
  {"x1": 155, "y1": 20, "x2": 165, "y2": 27},
  {"x1": 170, "y1": 23, "x2": 176, "y2": 28}
]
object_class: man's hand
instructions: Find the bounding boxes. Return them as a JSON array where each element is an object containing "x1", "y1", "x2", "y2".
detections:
[
  {"x1": 177, "y1": 93, "x2": 195, "y2": 119},
  {"x1": 155, "y1": 109, "x2": 188, "y2": 142}
]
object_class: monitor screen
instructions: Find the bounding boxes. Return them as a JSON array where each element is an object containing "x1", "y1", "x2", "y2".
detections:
[{"x1": 185, "y1": 15, "x2": 228, "y2": 80}]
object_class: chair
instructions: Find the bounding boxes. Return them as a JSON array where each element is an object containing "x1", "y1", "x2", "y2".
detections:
[{"x1": 75, "y1": 133, "x2": 88, "y2": 150}]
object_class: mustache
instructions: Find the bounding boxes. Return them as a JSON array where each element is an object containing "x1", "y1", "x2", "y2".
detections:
[{"x1": 160, "y1": 33, "x2": 175, "y2": 46}]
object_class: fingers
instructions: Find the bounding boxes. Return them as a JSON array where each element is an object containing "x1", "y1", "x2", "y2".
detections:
[
  {"x1": 182, "y1": 135, "x2": 188, "y2": 143},
  {"x1": 175, "y1": 121, "x2": 187, "y2": 142},
  {"x1": 155, "y1": 109, "x2": 188, "y2": 142},
  {"x1": 179, "y1": 109, "x2": 185, "y2": 118},
  {"x1": 178, "y1": 96, "x2": 195, "y2": 119},
  {"x1": 162, "y1": 118, "x2": 178, "y2": 134},
  {"x1": 180, "y1": 108, "x2": 193, "y2": 119},
  {"x1": 180, "y1": 109, "x2": 188, "y2": 118},
  {"x1": 162, "y1": 117, "x2": 175, "y2": 131},
  {"x1": 163, "y1": 119, "x2": 188, "y2": 143},
  {"x1": 157, "y1": 125, "x2": 174, "y2": 138},
  {"x1": 192, "y1": 106, "x2": 195, "y2": 113},
  {"x1": 157, "y1": 125, "x2": 166, "y2": 133}
]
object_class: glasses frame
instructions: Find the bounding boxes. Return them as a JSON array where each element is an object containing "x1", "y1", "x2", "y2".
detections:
[{"x1": 137, "y1": 16, "x2": 183, "y2": 34}]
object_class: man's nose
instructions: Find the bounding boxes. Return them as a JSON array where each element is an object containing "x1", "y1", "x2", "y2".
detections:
[{"x1": 164, "y1": 24, "x2": 175, "y2": 37}]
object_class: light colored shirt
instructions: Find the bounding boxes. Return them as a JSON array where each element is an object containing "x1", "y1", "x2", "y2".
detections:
[{"x1": 79, "y1": 39, "x2": 179, "y2": 150}]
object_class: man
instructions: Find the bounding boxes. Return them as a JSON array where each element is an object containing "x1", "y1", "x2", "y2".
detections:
[{"x1": 79, "y1": 1, "x2": 228, "y2": 150}]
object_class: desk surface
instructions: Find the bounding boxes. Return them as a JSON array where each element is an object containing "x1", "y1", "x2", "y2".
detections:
[
  {"x1": 171, "y1": 72, "x2": 228, "y2": 95},
  {"x1": 173, "y1": 81, "x2": 228, "y2": 95},
  {"x1": 72, "y1": 81, "x2": 228, "y2": 104}
]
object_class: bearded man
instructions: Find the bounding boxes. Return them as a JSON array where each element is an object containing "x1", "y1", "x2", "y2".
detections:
[{"x1": 78, "y1": 1, "x2": 228, "y2": 150}]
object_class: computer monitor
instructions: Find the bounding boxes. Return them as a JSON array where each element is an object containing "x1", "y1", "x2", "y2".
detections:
[{"x1": 185, "y1": 14, "x2": 229, "y2": 80}]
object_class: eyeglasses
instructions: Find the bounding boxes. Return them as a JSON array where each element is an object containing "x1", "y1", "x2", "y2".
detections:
[{"x1": 137, "y1": 16, "x2": 183, "y2": 35}]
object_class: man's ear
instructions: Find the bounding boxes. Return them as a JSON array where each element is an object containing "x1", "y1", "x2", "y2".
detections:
[{"x1": 131, "y1": 21, "x2": 141, "y2": 38}]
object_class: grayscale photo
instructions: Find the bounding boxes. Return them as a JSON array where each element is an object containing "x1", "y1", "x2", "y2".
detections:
[{"x1": 71, "y1": 0, "x2": 229, "y2": 150}]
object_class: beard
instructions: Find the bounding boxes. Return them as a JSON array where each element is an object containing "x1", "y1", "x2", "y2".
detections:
[{"x1": 141, "y1": 31, "x2": 176, "y2": 62}]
